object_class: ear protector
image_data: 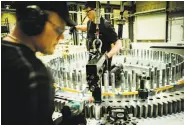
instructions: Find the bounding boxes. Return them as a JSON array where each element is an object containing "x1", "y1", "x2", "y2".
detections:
[{"x1": 18, "y1": 5, "x2": 48, "y2": 36}]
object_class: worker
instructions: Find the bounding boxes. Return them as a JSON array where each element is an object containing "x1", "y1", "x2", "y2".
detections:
[
  {"x1": 70, "y1": 1, "x2": 122, "y2": 71},
  {"x1": 1, "y1": 2, "x2": 76, "y2": 125}
]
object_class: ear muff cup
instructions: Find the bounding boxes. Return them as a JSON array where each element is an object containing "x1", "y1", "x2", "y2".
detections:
[{"x1": 19, "y1": 5, "x2": 48, "y2": 36}]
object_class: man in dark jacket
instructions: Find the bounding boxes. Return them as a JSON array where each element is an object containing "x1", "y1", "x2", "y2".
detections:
[
  {"x1": 2, "y1": 2, "x2": 75, "y2": 125},
  {"x1": 73, "y1": 1, "x2": 122, "y2": 70}
]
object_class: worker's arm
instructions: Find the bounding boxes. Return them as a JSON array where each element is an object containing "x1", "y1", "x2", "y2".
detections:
[
  {"x1": 106, "y1": 39, "x2": 122, "y2": 58},
  {"x1": 75, "y1": 25, "x2": 87, "y2": 32}
]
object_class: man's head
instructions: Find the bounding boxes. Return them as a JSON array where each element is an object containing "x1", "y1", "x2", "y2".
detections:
[
  {"x1": 83, "y1": 1, "x2": 101, "y2": 22},
  {"x1": 14, "y1": 2, "x2": 75, "y2": 54}
]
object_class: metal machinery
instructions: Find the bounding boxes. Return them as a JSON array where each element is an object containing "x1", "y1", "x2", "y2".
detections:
[
  {"x1": 36, "y1": 1, "x2": 184, "y2": 125},
  {"x1": 38, "y1": 44, "x2": 184, "y2": 125},
  {"x1": 38, "y1": 39, "x2": 184, "y2": 124}
]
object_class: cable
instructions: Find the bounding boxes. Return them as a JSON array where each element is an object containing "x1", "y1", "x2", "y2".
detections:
[{"x1": 81, "y1": 15, "x2": 87, "y2": 25}]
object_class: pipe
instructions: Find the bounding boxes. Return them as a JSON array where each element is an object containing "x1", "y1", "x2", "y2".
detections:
[
  {"x1": 128, "y1": 1, "x2": 135, "y2": 42},
  {"x1": 134, "y1": 8, "x2": 166, "y2": 16},
  {"x1": 105, "y1": 1, "x2": 111, "y2": 21},
  {"x1": 165, "y1": 1, "x2": 169, "y2": 42},
  {"x1": 117, "y1": 1, "x2": 125, "y2": 39}
]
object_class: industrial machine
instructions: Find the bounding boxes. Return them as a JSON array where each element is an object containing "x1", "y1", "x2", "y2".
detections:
[
  {"x1": 38, "y1": 44, "x2": 184, "y2": 124},
  {"x1": 36, "y1": 2, "x2": 184, "y2": 125},
  {"x1": 47, "y1": 47, "x2": 184, "y2": 125}
]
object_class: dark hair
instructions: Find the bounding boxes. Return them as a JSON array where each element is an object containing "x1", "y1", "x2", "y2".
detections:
[{"x1": 83, "y1": 1, "x2": 101, "y2": 10}]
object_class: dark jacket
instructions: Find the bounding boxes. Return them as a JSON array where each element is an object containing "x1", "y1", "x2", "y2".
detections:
[{"x1": 2, "y1": 40, "x2": 55, "y2": 125}]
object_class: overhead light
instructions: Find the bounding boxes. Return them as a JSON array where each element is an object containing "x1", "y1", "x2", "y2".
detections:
[{"x1": 5, "y1": 5, "x2": 10, "y2": 9}]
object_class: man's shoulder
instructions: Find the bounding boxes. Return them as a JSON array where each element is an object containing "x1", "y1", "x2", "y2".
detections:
[
  {"x1": 100, "y1": 18, "x2": 112, "y2": 29},
  {"x1": 2, "y1": 40, "x2": 46, "y2": 73},
  {"x1": 2, "y1": 41, "x2": 51, "y2": 86}
]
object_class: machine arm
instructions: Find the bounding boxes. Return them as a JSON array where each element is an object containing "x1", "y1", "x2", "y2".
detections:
[{"x1": 86, "y1": 53, "x2": 106, "y2": 103}]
